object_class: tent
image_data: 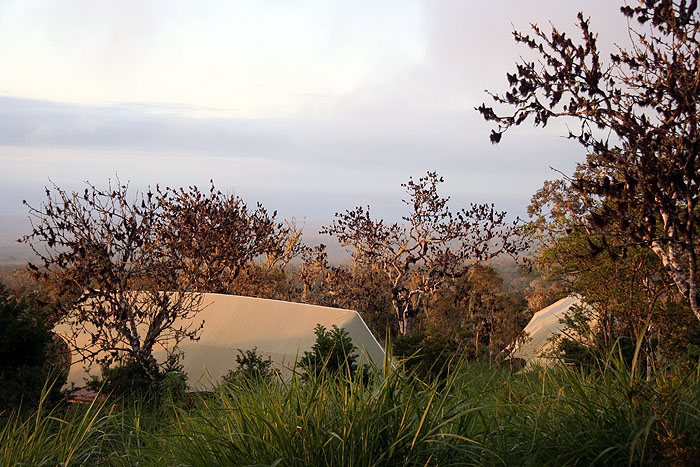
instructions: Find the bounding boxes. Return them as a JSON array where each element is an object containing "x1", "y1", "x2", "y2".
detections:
[
  {"x1": 58, "y1": 293, "x2": 386, "y2": 390},
  {"x1": 510, "y1": 296, "x2": 592, "y2": 368}
]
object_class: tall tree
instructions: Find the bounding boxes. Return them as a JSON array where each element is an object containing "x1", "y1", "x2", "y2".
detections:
[
  {"x1": 479, "y1": 1, "x2": 700, "y2": 321},
  {"x1": 323, "y1": 172, "x2": 524, "y2": 336}
]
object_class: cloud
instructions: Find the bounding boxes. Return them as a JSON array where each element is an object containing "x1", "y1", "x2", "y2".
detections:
[
  {"x1": 0, "y1": 1, "x2": 631, "y2": 220},
  {"x1": 0, "y1": 94, "x2": 579, "y2": 172},
  {"x1": 0, "y1": 93, "x2": 582, "y2": 221}
]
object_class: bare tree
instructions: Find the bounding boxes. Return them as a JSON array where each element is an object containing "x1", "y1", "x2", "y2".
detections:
[
  {"x1": 479, "y1": 1, "x2": 700, "y2": 322},
  {"x1": 299, "y1": 244, "x2": 331, "y2": 304},
  {"x1": 22, "y1": 181, "x2": 203, "y2": 377},
  {"x1": 322, "y1": 172, "x2": 525, "y2": 336}
]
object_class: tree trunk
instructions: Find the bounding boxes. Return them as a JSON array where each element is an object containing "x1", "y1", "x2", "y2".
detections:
[
  {"x1": 398, "y1": 315, "x2": 411, "y2": 336},
  {"x1": 393, "y1": 296, "x2": 413, "y2": 337},
  {"x1": 650, "y1": 239, "x2": 700, "y2": 323}
]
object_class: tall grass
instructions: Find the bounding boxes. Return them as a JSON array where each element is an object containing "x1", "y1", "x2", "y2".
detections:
[
  {"x1": 164, "y1": 367, "x2": 491, "y2": 466},
  {"x1": 0, "y1": 384, "x2": 111, "y2": 466},
  {"x1": 2, "y1": 355, "x2": 699, "y2": 466}
]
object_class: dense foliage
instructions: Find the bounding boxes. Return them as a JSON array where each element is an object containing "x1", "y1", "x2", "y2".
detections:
[
  {"x1": 480, "y1": 0, "x2": 700, "y2": 323},
  {"x1": 298, "y1": 324, "x2": 359, "y2": 379},
  {"x1": 526, "y1": 177, "x2": 700, "y2": 371},
  {"x1": 0, "y1": 283, "x2": 65, "y2": 412},
  {"x1": 222, "y1": 347, "x2": 275, "y2": 384}
]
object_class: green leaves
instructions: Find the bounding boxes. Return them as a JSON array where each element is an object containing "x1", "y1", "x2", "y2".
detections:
[
  {"x1": 481, "y1": 0, "x2": 700, "y2": 322},
  {"x1": 299, "y1": 325, "x2": 359, "y2": 379},
  {"x1": 0, "y1": 284, "x2": 64, "y2": 412}
]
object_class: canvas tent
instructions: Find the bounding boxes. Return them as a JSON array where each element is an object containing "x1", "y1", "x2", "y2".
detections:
[
  {"x1": 57, "y1": 293, "x2": 386, "y2": 390},
  {"x1": 510, "y1": 296, "x2": 592, "y2": 368}
]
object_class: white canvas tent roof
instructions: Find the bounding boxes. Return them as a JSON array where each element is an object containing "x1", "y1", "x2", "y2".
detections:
[
  {"x1": 58, "y1": 293, "x2": 386, "y2": 390},
  {"x1": 510, "y1": 296, "x2": 590, "y2": 368}
]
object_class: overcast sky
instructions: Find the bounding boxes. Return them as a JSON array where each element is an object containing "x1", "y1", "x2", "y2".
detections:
[{"x1": 0, "y1": 0, "x2": 630, "y2": 223}]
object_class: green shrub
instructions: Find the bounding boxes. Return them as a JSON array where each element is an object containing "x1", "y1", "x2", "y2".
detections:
[
  {"x1": 393, "y1": 333, "x2": 453, "y2": 380},
  {"x1": 0, "y1": 283, "x2": 65, "y2": 412},
  {"x1": 86, "y1": 356, "x2": 189, "y2": 401},
  {"x1": 299, "y1": 324, "x2": 358, "y2": 379},
  {"x1": 159, "y1": 370, "x2": 188, "y2": 400},
  {"x1": 87, "y1": 359, "x2": 158, "y2": 396},
  {"x1": 222, "y1": 347, "x2": 274, "y2": 385}
]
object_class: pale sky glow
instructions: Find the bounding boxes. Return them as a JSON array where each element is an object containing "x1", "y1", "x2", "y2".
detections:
[
  {"x1": 0, "y1": 0, "x2": 629, "y2": 229},
  {"x1": 0, "y1": 0, "x2": 425, "y2": 117}
]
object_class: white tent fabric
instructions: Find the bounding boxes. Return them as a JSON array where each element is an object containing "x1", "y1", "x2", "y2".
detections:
[
  {"x1": 510, "y1": 296, "x2": 590, "y2": 368},
  {"x1": 58, "y1": 293, "x2": 386, "y2": 390}
]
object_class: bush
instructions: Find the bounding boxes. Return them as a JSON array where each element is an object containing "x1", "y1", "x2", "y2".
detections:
[
  {"x1": 393, "y1": 333, "x2": 453, "y2": 380},
  {"x1": 160, "y1": 370, "x2": 188, "y2": 400},
  {"x1": 550, "y1": 304, "x2": 637, "y2": 370},
  {"x1": 222, "y1": 347, "x2": 274, "y2": 385},
  {"x1": 87, "y1": 356, "x2": 188, "y2": 401},
  {"x1": 299, "y1": 325, "x2": 358, "y2": 379},
  {"x1": 87, "y1": 359, "x2": 158, "y2": 396},
  {"x1": 0, "y1": 283, "x2": 66, "y2": 412}
]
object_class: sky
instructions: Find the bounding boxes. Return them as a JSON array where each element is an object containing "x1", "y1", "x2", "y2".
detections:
[{"x1": 0, "y1": 0, "x2": 630, "y2": 224}]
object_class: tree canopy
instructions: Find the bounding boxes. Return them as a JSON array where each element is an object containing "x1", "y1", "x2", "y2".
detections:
[
  {"x1": 323, "y1": 172, "x2": 525, "y2": 336},
  {"x1": 479, "y1": 0, "x2": 700, "y2": 322}
]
